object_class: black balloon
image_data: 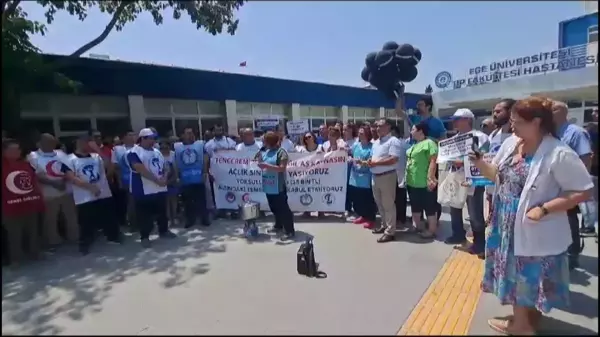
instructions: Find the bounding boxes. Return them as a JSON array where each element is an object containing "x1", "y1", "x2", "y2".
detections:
[
  {"x1": 361, "y1": 41, "x2": 421, "y2": 100},
  {"x1": 382, "y1": 41, "x2": 399, "y2": 51}
]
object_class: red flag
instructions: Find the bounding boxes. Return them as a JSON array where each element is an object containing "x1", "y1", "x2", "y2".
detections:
[{"x1": 239, "y1": 61, "x2": 247, "y2": 67}]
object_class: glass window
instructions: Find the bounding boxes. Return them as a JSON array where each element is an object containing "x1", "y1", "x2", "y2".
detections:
[
  {"x1": 325, "y1": 106, "x2": 338, "y2": 117},
  {"x1": 20, "y1": 118, "x2": 55, "y2": 136},
  {"x1": 59, "y1": 118, "x2": 92, "y2": 132},
  {"x1": 237, "y1": 119, "x2": 254, "y2": 130},
  {"x1": 350, "y1": 108, "x2": 365, "y2": 118},
  {"x1": 236, "y1": 102, "x2": 252, "y2": 116},
  {"x1": 366, "y1": 108, "x2": 379, "y2": 118},
  {"x1": 201, "y1": 117, "x2": 226, "y2": 135},
  {"x1": 584, "y1": 109, "x2": 596, "y2": 123},
  {"x1": 567, "y1": 100, "x2": 583, "y2": 108},
  {"x1": 175, "y1": 118, "x2": 200, "y2": 137},
  {"x1": 589, "y1": 26, "x2": 599, "y2": 43},
  {"x1": 310, "y1": 118, "x2": 324, "y2": 131},
  {"x1": 146, "y1": 118, "x2": 173, "y2": 136},
  {"x1": 584, "y1": 100, "x2": 598, "y2": 108},
  {"x1": 97, "y1": 118, "x2": 132, "y2": 137}
]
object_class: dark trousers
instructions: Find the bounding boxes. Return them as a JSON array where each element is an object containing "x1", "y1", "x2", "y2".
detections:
[
  {"x1": 180, "y1": 183, "x2": 209, "y2": 227},
  {"x1": 77, "y1": 198, "x2": 120, "y2": 250},
  {"x1": 395, "y1": 186, "x2": 407, "y2": 224},
  {"x1": 349, "y1": 186, "x2": 377, "y2": 222},
  {"x1": 113, "y1": 187, "x2": 129, "y2": 227},
  {"x1": 134, "y1": 193, "x2": 169, "y2": 240},
  {"x1": 567, "y1": 207, "x2": 582, "y2": 256},
  {"x1": 449, "y1": 187, "x2": 486, "y2": 251},
  {"x1": 266, "y1": 192, "x2": 295, "y2": 235}
]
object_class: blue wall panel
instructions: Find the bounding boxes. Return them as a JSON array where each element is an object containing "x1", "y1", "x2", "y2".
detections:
[
  {"x1": 559, "y1": 12, "x2": 598, "y2": 49},
  {"x1": 38, "y1": 55, "x2": 425, "y2": 110}
]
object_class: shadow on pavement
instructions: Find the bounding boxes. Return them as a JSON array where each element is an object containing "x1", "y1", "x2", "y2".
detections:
[
  {"x1": 539, "y1": 315, "x2": 598, "y2": 335},
  {"x1": 1, "y1": 220, "x2": 272, "y2": 335},
  {"x1": 556, "y1": 290, "x2": 599, "y2": 319}
]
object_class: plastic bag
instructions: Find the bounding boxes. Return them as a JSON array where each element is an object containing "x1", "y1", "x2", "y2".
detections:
[
  {"x1": 580, "y1": 200, "x2": 598, "y2": 229},
  {"x1": 438, "y1": 170, "x2": 468, "y2": 209}
]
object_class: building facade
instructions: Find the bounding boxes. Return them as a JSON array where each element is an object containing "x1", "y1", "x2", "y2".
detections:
[
  {"x1": 20, "y1": 55, "x2": 424, "y2": 139},
  {"x1": 432, "y1": 9, "x2": 598, "y2": 126}
]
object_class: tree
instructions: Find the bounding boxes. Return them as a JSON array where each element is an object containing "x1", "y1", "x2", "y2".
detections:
[{"x1": 1, "y1": 0, "x2": 246, "y2": 133}]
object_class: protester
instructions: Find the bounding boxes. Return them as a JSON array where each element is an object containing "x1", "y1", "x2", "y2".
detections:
[
  {"x1": 28, "y1": 133, "x2": 79, "y2": 250},
  {"x1": 369, "y1": 119, "x2": 403, "y2": 243},
  {"x1": 276, "y1": 125, "x2": 296, "y2": 153},
  {"x1": 236, "y1": 128, "x2": 263, "y2": 153},
  {"x1": 256, "y1": 131, "x2": 295, "y2": 240},
  {"x1": 349, "y1": 126, "x2": 376, "y2": 229},
  {"x1": 405, "y1": 122, "x2": 439, "y2": 239},
  {"x1": 159, "y1": 138, "x2": 179, "y2": 227},
  {"x1": 342, "y1": 123, "x2": 358, "y2": 219},
  {"x1": 64, "y1": 134, "x2": 121, "y2": 255},
  {"x1": 471, "y1": 96, "x2": 593, "y2": 335},
  {"x1": 205, "y1": 124, "x2": 236, "y2": 219},
  {"x1": 390, "y1": 125, "x2": 410, "y2": 229},
  {"x1": 111, "y1": 130, "x2": 137, "y2": 229},
  {"x1": 128, "y1": 128, "x2": 176, "y2": 248},
  {"x1": 174, "y1": 127, "x2": 210, "y2": 228},
  {"x1": 480, "y1": 117, "x2": 495, "y2": 135},
  {"x1": 552, "y1": 101, "x2": 594, "y2": 266},
  {"x1": 296, "y1": 131, "x2": 323, "y2": 153},
  {"x1": 443, "y1": 109, "x2": 489, "y2": 257},
  {"x1": 316, "y1": 124, "x2": 328, "y2": 145},
  {"x1": 2, "y1": 139, "x2": 45, "y2": 265}
]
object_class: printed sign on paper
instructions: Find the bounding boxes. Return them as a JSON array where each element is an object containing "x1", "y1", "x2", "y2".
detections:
[{"x1": 437, "y1": 133, "x2": 474, "y2": 163}]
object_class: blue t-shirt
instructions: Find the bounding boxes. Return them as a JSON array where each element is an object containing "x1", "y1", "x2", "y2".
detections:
[
  {"x1": 349, "y1": 142, "x2": 373, "y2": 189},
  {"x1": 557, "y1": 123, "x2": 592, "y2": 157},
  {"x1": 408, "y1": 114, "x2": 447, "y2": 141}
]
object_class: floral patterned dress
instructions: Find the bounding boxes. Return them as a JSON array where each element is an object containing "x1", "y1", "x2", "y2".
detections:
[{"x1": 481, "y1": 156, "x2": 570, "y2": 313}]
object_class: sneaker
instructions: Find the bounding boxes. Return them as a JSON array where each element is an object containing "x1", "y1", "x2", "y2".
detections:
[
  {"x1": 281, "y1": 233, "x2": 295, "y2": 241},
  {"x1": 353, "y1": 217, "x2": 366, "y2": 225},
  {"x1": 444, "y1": 236, "x2": 466, "y2": 245},
  {"x1": 267, "y1": 227, "x2": 283, "y2": 234},
  {"x1": 159, "y1": 231, "x2": 177, "y2": 239},
  {"x1": 141, "y1": 238, "x2": 152, "y2": 248},
  {"x1": 346, "y1": 215, "x2": 358, "y2": 222},
  {"x1": 580, "y1": 227, "x2": 596, "y2": 236},
  {"x1": 363, "y1": 221, "x2": 375, "y2": 229}
]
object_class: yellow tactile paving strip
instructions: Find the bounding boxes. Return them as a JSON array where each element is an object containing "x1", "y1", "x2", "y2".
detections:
[{"x1": 397, "y1": 249, "x2": 484, "y2": 335}]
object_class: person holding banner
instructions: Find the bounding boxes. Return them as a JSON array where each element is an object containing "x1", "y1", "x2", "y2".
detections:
[
  {"x1": 255, "y1": 132, "x2": 295, "y2": 240},
  {"x1": 296, "y1": 132, "x2": 323, "y2": 154},
  {"x1": 405, "y1": 122, "x2": 439, "y2": 240},
  {"x1": 471, "y1": 97, "x2": 593, "y2": 335},
  {"x1": 236, "y1": 128, "x2": 263, "y2": 153},
  {"x1": 205, "y1": 125, "x2": 236, "y2": 219},
  {"x1": 349, "y1": 126, "x2": 376, "y2": 229},
  {"x1": 174, "y1": 126, "x2": 210, "y2": 228}
]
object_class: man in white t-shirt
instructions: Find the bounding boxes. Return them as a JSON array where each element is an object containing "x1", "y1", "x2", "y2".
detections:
[
  {"x1": 236, "y1": 128, "x2": 263, "y2": 153},
  {"x1": 205, "y1": 124, "x2": 237, "y2": 218},
  {"x1": 28, "y1": 133, "x2": 79, "y2": 249}
]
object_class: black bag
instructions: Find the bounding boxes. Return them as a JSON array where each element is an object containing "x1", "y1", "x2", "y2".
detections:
[{"x1": 296, "y1": 237, "x2": 326, "y2": 278}]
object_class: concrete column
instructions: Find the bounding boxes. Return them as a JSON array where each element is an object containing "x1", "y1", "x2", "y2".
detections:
[
  {"x1": 128, "y1": 95, "x2": 146, "y2": 132},
  {"x1": 341, "y1": 106, "x2": 349, "y2": 123},
  {"x1": 225, "y1": 99, "x2": 238, "y2": 135},
  {"x1": 291, "y1": 103, "x2": 301, "y2": 120},
  {"x1": 379, "y1": 107, "x2": 385, "y2": 118}
]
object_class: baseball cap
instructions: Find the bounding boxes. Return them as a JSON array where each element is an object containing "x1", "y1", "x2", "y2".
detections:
[
  {"x1": 138, "y1": 128, "x2": 156, "y2": 138},
  {"x1": 451, "y1": 108, "x2": 475, "y2": 120}
]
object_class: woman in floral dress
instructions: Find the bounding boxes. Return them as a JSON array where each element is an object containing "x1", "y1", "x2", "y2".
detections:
[{"x1": 469, "y1": 97, "x2": 594, "y2": 335}]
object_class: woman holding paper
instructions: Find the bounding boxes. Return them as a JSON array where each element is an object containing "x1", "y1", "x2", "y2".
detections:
[
  {"x1": 256, "y1": 131, "x2": 295, "y2": 240},
  {"x1": 348, "y1": 126, "x2": 376, "y2": 229},
  {"x1": 469, "y1": 96, "x2": 593, "y2": 335}
]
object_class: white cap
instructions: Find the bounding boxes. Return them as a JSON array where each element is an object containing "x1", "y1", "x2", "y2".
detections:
[
  {"x1": 451, "y1": 108, "x2": 475, "y2": 119},
  {"x1": 138, "y1": 128, "x2": 155, "y2": 138}
]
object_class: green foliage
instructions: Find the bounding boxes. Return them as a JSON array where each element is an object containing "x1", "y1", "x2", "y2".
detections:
[{"x1": 1, "y1": 0, "x2": 246, "y2": 131}]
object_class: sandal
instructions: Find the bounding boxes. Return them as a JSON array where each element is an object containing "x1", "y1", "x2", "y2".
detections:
[{"x1": 488, "y1": 317, "x2": 536, "y2": 336}]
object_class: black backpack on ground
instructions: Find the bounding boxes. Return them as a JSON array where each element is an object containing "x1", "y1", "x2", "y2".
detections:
[{"x1": 297, "y1": 237, "x2": 326, "y2": 279}]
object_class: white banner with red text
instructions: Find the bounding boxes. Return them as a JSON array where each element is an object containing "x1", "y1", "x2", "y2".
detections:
[{"x1": 211, "y1": 150, "x2": 348, "y2": 212}]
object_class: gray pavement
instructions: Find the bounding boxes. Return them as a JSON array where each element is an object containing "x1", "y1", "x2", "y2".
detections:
[
  {"x1": 2, "y1": 214, "x2": 456, "y2": 336},
  {"x1": 469, "y1": 233, "x2": 599, "y2": 336}
]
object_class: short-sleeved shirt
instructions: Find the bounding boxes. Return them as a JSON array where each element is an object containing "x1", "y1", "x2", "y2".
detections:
[
  {"x1": 260, "y1": 147, "x2": 289, "y2": 194},
  {"x1": 408, "y1": 114, "x2": 447, "y2": 141},
  {"x1": 405, "y1": 139, "x2": 438, "y2": 188},
  {"x1": 370, "y1": 134, "x2": 403, "y2": 174},
  {"x1": 204, "y1": 137, "x2": 236, "y2": 158},
  {"x1": 349, "y1": 142, "x2": 373, "y2": 188},
  {"x1": 557, "y1": 122, "x2": 592, "y2": 158}
]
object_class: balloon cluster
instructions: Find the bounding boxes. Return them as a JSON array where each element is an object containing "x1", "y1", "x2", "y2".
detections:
[{"x1": 361, "y1": 41, "x2": 422, "y2": 100}]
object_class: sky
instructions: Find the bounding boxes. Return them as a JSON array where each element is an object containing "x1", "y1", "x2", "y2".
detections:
[{"x1": 23, "y1": 1, "x2": 585, "y2": 93}]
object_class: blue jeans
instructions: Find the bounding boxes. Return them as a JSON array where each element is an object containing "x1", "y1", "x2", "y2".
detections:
[{"x1": 450, "y1": 187, "x2": 486, "y2": 251}]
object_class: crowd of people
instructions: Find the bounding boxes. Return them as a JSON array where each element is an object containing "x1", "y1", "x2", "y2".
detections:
[{"x1": 2, "y1": 95, "x2": 598, "y2": 334}]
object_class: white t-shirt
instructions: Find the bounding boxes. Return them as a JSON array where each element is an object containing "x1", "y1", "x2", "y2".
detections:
[
  {"x1": 280, "y1": 138, "x2": 296, "y2": 153},
  {"x1": 65, "y1": 153, "x2": 112, "y2": 205},
  {"x1": 236, "y1": 141, "x2": 263, "y2": 153},
  {"x1": 28, "y1": 150, "x2": 72, "y2": 199},
  {"x1": 322, "y1": 139, "x2": 347, "y2": 152},
  {"x1": 296, "y1": 144, "x2": 323, "y2": 153},
  {"x1": 205, "y1": 137, "x2": 236, "y2": 157}
]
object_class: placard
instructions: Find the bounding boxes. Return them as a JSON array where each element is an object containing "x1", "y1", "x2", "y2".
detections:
[
  {"x1": 464, "y1": 153, "x2": 495, "y2": 186},
  {"x1": 254, "y1": 118, "x2": 280, "y2": 132},
  {"x1": 437, "y1": 133, "x2": 474, "y2": 163},
  {"x1": 286, "y1": 119, "x2": 309, "y2": 136}
]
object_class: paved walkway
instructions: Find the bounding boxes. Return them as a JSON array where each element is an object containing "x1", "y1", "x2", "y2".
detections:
[{"x1": 2, "y1": 214, "x2": 597, "y2": 335}]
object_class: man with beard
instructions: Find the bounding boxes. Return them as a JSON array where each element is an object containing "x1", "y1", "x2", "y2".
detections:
[{"x1": 205, "y1": 124, "x2": 236, "y2": 219}]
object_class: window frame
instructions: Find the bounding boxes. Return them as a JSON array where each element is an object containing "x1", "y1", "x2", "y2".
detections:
[{"x1": 589, "y1": 25, "x2": 598, "y2": 43}]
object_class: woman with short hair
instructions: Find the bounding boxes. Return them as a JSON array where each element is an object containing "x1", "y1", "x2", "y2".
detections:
[
  {"x1": 471, "y1": 96, "x2": 593, "y2": 334},
  {"x1": 256, "y1": 131, "x2": 295, "y2": 240},
  {"x1": 348, "y1": 126, "x2": 376, "y2": 228}
]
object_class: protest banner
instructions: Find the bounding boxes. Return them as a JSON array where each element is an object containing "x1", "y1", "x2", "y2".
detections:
[
  {"x1": 464, "y1": 153, "x2": 495, "y2": 186},
  {"x1": 254, "y1": 117, "x2": 280, "y2": 132},
  {"x1": 211, "y1": 151, "x2": 348, "y2": 212},
  {"x1": 286, "y1": 120, "x2": 309, "y2": 136},
  {"x1": 437, "y1": 133, "x2": 473, "y2": 163}
]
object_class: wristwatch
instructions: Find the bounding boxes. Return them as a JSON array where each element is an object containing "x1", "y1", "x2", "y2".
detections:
[{"x1": 537, "y1": 203, "x2": 549, "y2": 216}]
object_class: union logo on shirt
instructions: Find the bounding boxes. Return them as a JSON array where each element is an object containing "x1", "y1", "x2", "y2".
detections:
[
  {"x1": 44, "y1": 160, "x2": 65, "y2": 177},
  {"x1": 81, "y1": 164, "x2": 100, "y2": 183},
  {"x1": 182, "y1": 148, "x2": 198, "y2": 165},
  {"x1": 5, "y1": 170, "x2": 34, "y2": 195},
  {"x1": 151, "y1": 157, "x2": 165, "y2": 176}
]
